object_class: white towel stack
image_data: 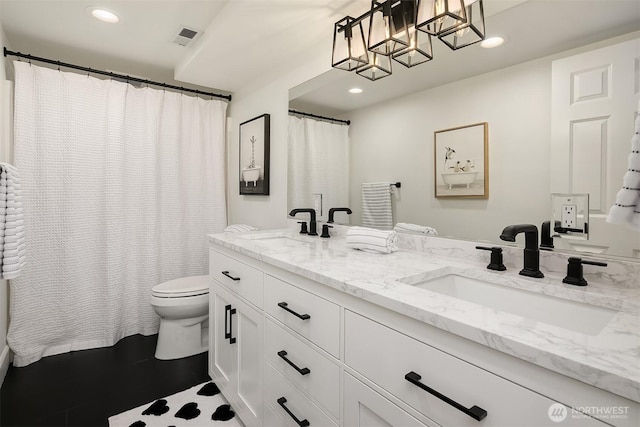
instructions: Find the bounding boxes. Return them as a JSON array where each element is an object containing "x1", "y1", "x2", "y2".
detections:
[
  {"x1": 224, "y1": 224, "x2": 259, "y2": 233},
  {"x1": 346, "y1": 226, "x2": 398, "y2": 254},
  {"x1": 0, "y1": 162, "x2": 26, "y2": 279},
  {"x1": 607, "y1": 104, "x2": 640, "y2": 230},
  {"x1": 394, "y1": 222, "x2": 438, "y2": 235},
  {"x1": 361, "y1": 182, "x2": 393, "y2": 230}
]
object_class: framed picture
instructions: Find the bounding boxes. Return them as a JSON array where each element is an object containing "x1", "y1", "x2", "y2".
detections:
[
  {"x1": 434, "y1": 122, "x2": 488, "y2": 198},
  {"x1": 239, "y1": 114, "x2": 270, "y2": 195}
]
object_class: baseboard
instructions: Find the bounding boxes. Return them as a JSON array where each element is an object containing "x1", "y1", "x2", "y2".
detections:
[{"x1": 0, "y1": 344, "x2": 11, "y2": 388}]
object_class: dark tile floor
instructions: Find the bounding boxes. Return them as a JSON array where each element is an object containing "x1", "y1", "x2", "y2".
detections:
[{"x1": 0, "y1": 334, "x2": 210, "y2": 427}]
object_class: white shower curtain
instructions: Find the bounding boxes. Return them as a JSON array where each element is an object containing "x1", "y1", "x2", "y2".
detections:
[
  {"x1": 287, "y1": 116, "x2": 349, "y2": 220},
  {"x1": 8, "y1": 62, "x2": 227, "y2": 367}
]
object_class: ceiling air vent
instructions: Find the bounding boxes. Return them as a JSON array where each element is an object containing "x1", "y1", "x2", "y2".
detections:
[{"x1": 173, "y1": 26, "x2": 201, "y2": 47}]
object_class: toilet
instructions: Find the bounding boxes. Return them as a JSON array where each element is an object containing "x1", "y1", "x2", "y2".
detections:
[{"x1": 151, "y1": 275, "x2": 210, "y2": 360}]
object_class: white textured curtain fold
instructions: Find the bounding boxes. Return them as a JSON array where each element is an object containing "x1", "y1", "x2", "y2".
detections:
[
  {"x1": 287, "y1": 116, "x2": 349, "y2": 221},
  {"x1": 8, "y1": 62, "x2": 227, "y2": 366}
]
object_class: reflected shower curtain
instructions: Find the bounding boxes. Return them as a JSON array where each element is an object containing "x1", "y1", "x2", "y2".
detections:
[
  {"x1": 287, "y1": 116, "x2": 349, "y2": 220},
  {"x1": 8, "y1": 62, "x2": 227, "y2": 366}
]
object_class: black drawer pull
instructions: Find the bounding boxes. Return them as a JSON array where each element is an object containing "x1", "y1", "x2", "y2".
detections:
[
  {"x1": 278, "y1": 302, "x2": 311, "y2": 320},
  {"x1": 224, "y1": 304, "x2": 236, "y2": 344},
  {"x1": 277, "y1": 397, "x2": 310, "y2": 427},
  {"x1": 221, "y1": 271, "x2": 240, "y2": 281},
  {"x1": 405, "y1": 371, "x2": 487, "y2": 421},
  {"x1": 278, "y1": 350, "x2": 311, "y2": 375}
]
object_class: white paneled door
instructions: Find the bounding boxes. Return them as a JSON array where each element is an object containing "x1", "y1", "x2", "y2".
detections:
[{"x1": 551, "y1": 37, "x2": 640, "y2": 257}]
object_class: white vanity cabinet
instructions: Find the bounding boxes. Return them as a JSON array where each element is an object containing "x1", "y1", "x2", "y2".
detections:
[
  {"x1": 209, "y1": 249, "x2": 264, "y2": 427},
  {"x1": 209, "y1": 242, "x2": 636, "y2": 427}
]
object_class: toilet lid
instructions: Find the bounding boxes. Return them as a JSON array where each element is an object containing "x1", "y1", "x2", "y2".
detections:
[{"x1": 152, "y1": 275, "x2": 210, "y2": 297}]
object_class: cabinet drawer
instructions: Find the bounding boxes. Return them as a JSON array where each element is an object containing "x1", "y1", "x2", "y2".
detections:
[
  {"x1": 345, "y1": 310, "x2": 605, "y2": 427},
  {"x1": 264, "y1": 274, "x2": 340, "y2": 358},
  {"x1": 265, "y1": 318, "x2": 340, "y2": 419},
  {"x1": 264, "y1": 361, "x2": 338, "y2": 427},
  {"x1": 210, "y1": 249, "x2": 263, "y2": 308},
  {"x1": 344, "y1": 373, "x2": 434, "y2": 427}
]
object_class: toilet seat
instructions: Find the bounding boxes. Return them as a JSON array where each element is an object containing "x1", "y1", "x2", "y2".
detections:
[{"x1": 152, "y1": 275, "x2": 210, "y2": 298}]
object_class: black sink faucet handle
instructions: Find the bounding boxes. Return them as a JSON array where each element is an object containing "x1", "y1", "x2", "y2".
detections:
[
  {"x1": 563, "y1": 257, "x2": 607, "y2": 286},
  {"x1": 297, "y1": 221, "x2": 308, "y2": 234},
  {"x1": 320, "y1": 224, "x2": 333, "y2": 238},
  {"x1": 476, "y1": 246, "x2": 506, "y2": 271}
]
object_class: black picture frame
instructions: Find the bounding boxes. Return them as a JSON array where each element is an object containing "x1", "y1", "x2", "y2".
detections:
[{"x1": 239, "y1": 114, "x2": 270, "y2": 195}]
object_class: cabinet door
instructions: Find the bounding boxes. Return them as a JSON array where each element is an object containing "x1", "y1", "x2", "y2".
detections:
[
  {"x1": 210, "y1": 285, "x2": 235, "y2": 393},
  {"x1": 344, "y1": 373, "x2": 434, "y2": 427}
]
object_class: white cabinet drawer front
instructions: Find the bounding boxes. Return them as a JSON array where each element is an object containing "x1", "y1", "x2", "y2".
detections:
[
  {"x1": 210, "y1": 249, "x2": 264, "y2": 308},
  {"x1": 344, "y1": 373, "x2": 434, "y2": 427},
  {"x1": 264, "y1": 274, "x2": 340, "y2": 358},
  {"x1": 264, "y1": 361, "x2": 338, "y2": 427},
  {"x1": 344, "y1": 311, "x2": 605, "y2": 427},
  {"x1": 265, "y1": 318, "x2": 340, "y2": 419}
]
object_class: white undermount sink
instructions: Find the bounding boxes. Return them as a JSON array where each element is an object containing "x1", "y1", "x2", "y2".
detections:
[
  {"x1": 410, "y1": 274, "x2": 617, "y2": 336},
  {"x1": 239, "y1": 231, "x2": 310, "y2": 245}
]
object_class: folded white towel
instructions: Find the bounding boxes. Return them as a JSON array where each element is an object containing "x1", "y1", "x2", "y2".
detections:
[
  {"x1": 346, "y1": 226, "x2": 398, "y2": 254},
  {"x1": 224, "y1": 224, "x2": 259, "y2": 233},
  {"x1": 394, "y1": 222, "x2": 438, "y2": 235}
]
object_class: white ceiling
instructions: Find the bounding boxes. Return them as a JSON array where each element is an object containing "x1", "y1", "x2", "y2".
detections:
[{"x1": 0, "y1": 0, "x2": 639, "y2": 101}]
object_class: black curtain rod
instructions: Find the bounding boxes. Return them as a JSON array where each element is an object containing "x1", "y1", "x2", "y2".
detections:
[
  {"x1": 3, "y1": 48, "x2": 232, "y2": 101},
  {"x1": 288, "y1": 109, "x2": 350, "y2": 125}
]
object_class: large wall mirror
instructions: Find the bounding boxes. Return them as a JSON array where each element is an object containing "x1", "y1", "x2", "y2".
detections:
[{"x1": 287, "y1": 0, "x2": 640, "y2": 260}]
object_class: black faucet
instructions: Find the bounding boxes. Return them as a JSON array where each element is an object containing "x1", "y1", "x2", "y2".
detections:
[
  {"x1": 289, "y1": 208, "x2": 318, "y2": 236},
  {"x1": 499, "y1": 224, "x2": 544, "y2": 278},
  {"x1": 327, "y1": 207, "x2": 352, "y2": 223}
]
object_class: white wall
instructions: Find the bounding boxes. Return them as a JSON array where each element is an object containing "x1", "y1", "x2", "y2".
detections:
[
  {"x1": 227, "y1": 53, "x2": 330, "y2": 229},
  {"x1": 0, "y1": 11, "x2": 11, "y2": 385},
  {"x1": 348, "y1": 57, "x2": 551, "y2": 242}
]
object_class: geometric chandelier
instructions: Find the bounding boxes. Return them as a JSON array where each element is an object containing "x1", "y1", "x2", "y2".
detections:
[{"x1": 332, "y1": 0, "x2": 485, "y2": 81}]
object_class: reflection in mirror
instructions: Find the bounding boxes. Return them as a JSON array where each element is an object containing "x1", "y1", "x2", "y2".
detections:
[{"x1": 288, "y1": 1, "x2": 640, "y2": 260}]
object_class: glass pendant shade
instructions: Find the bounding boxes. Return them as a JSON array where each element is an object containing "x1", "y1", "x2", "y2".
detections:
[
  {"x1": 332, "y1": 16, "x2": 369, "y2": 71},
  {"x1": 415, "y1": 0, "x2": 466, "y2": 36},
  {"x1": 368, "y1": 0, "x2": 410, "y2": 56},
  {"x1": 439, "y1": 0, "x2": 485, "y2": 50},
  {"x1": 393, "y1": 28, "x2": 433, "y2": 67},
  {"x1": 356, "y1": 52, "x2": 392, "y2": 81}
]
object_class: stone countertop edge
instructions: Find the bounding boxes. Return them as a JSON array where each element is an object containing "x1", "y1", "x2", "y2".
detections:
[{"x1": 207, "y1": 230, "x2": 640, "y2": 404}]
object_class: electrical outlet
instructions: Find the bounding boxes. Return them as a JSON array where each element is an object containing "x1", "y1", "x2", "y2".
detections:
[
  {"x1": 312, "y1": 193, "x2": 323, "y2": 216},
  {"x1": 561, "y1": 204, "x2": 577, "y2": 228}
]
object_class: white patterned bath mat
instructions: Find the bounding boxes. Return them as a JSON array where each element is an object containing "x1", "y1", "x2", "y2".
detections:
[{"x1": 108, "y1": 382, "x2": 242, "y2": 427}]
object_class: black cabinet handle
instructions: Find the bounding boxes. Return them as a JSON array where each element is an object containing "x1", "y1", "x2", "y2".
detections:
[
  {"x1": 405, "y1": 371, "x2": 487, "y2": 421},
  {"x1": 278, "y1": 302, "x2": 310, "y2": 320},
  {"x1": 277, "y1": 350, "x2": 311, "y2": 375},
  {"x1": 221, "y1": 271, "x2": 240, "y2": 281},
  {"x1": 224, "y1": 304, "x2": 236, "y2": 344},
  {"x1": 277, "y1": 397, "x2": 310, "y2": 427}
]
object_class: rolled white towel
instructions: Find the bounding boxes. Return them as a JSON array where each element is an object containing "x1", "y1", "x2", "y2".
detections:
[
  {"x1": 346, "y1": 226, "x2": 398, "y2": 254},
  {"x1": 393, "y1": 223, "x2": 438, "y2": 235},
  {"x1": 224, "y1": 224, "x2": 259, "y2": 233}
]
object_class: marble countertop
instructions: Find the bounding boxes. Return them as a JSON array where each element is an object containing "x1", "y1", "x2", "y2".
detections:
[{"x1": 208, "y1": 229, "x2": 640, "y2": 403}]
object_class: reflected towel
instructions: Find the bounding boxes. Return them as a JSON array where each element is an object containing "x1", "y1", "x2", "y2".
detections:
[
  {"x1": 607, "y1": 101, "x2": 640, "y2": 230},
  {"x1": 346, "y1": 226, "x2": 398, "y2": 254},
  {"x1": 224, "y1": 224, "x2": 259, "y2": 233},
  {"x1": 0, "y1": 162, "x2": 26, "y2": 279},
  {"x1": 361, "y1": 182, "x2": 393, "y2": 230},
  {"x1": 394, "y1": 223, "x2": 438, "y2": 235}
]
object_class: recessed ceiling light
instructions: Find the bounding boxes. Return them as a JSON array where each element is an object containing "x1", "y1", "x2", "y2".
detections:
[
  {"x1": 349, "y1": 88, "x2": 363, "y2": 94},
  {"x1": 88, "y1": 7, "x2": 120, "y2": 23},
  {"x1": 480, "y1": 36, "x2": 505, "y2": 49}
]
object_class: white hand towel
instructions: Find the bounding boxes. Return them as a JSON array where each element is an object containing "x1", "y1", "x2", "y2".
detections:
[
  {"x1": 346, "y1": 226, "x2": 398, "y2": 254},
  {"x1": 607, "y1": 101, "x2": 640, "y2": 230},
  {"x1": 361, "y1": 182, "x2": 393, "y2": 230},
  {"x1": 224, "y1": 224, "x2": 259, "y2": 233},
  {"x1": 0, "y1": 162, "x2": 26, "y2": 279},
  {"x1": 394, "y1": 222, "x2": 438, "y2": 235}
]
